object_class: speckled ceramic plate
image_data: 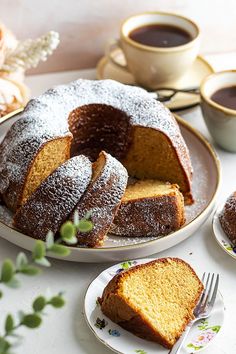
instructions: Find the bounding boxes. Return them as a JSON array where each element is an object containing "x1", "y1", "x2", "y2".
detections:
[
  {"x1": 213, "y1": 203, "x2": 236, "y2": 260},
  {"x1": 84, "y1": 258, "x2": 224, "y2": 354},
  {"x1": 96, "y1": 49, "x2": 214, "y2": 111},
  {"x1": 0, "y1": 111, "x2": 221, "y2": 262}
]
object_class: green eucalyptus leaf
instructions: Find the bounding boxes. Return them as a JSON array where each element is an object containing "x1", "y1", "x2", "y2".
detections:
[
  {"x1": 49, "y1": 296, "x2": 65, "y2": 308},
  {"x1": 20, "y1": 266, "x2": 41, "y2": 276},
  {"x1": 77, "y1": 219, "x2": 93, "y2": 233},
  {"x1": 1, "y1": 259, "x2": 15, "y2": 283},
  {"x1": 45, "y1": 231, "x2": 54, "y2": 249},
  {"x1": 16, "y1": 252, "x2": 28, "y2": 270},
  {"x1": 0, "y1": 290, "x2": 3, "y2": 299},
  {"x1": 0, "y1": 337, "x2": 10, "y2": 353},
  {"x1": 33, "y1": 296, "x2": 46, "y2": 312},
  {"x1": 5, "y1": 314, "x2": 14, "y2": 334},
  {"x1": 63, "y1": 236, "x2": 77, "y2": 245},
  {"x1": 49, "y1": 244, "x2": 70, "y2": 256},
  {"x1": 6, "y1": 276, "x2": 20, "y2": 289},
  {"x1": 35, "y1": 257, "x2": 51, "y2": 267},
  {"x1": 22, "y1": 314, "x2": 42, "y2": 328},
  {"x1": 32, "y1": 240, "x2": 46, "y2": 260},
  {"x1": 60, "y1": 221, "x2": 76, "y2": 240}
]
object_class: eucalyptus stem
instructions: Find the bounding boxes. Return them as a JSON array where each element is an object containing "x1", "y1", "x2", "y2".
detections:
[
  {"x1": 0, "y1": 210, "x2": 93, "y2": 354},
  {"x1": 0, "y1": 210, "x2": 93, "y2": 290},
  {"x1": 0, "y1": 294, "x2": 65, "y2": 354}
]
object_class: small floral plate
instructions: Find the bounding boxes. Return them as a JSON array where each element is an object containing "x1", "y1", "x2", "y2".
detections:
[
  {"x1": 84, "y1": 258, "x2": 224, "y2": 354},
  {"x1": 213, "y1": 204, "x2": 236, "y2": 260}
]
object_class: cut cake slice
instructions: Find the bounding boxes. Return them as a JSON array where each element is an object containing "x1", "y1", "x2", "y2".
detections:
[
  {"x1": 111, "y1": 179, "x2": 185, "y2": 237},
  {"x1": 71, "y1": 151, "x2": 128, "y2": 247},
  {"x1": 99, "y1": 258, "x2": 203, "y2": 349},
  {"x1": 14, "y1": 155, "x2": 92, "y2": 240}
]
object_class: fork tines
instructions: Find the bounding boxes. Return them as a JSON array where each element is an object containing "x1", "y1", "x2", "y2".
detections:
[{"x1": 201, "y1": 272, "x2": 219, "y2": 311}]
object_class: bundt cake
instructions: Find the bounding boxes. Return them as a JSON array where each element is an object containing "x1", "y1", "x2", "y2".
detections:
[
  {"x1": 72, "y1": 151, "x2": 128, "y2": 247},
  {"x1": 99, "y1": 258, "x2": 203, "y2": 349},
  {"x1": 14, "y1": 155, "x2": 92, "y2": 240},
  {"x1": 0, "y1": 79, "x2": 193, "y2": 214},
  {"x1": 111, "y1": 179, "x2": 185, "y2": 237},
  {"x1": 219, "y1": 191, "x2": 236, "y2": 246}
]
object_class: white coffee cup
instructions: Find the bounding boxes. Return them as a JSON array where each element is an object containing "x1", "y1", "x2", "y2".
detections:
[
  {"x1": 200, "y1": 70, "x2": 236, "y2": 152},
  {"x1": 107, "y1": 12, "x2": 200, "y2": 89}
]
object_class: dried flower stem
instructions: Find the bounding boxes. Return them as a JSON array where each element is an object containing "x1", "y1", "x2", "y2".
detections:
[{"x1": 2, "y1": 31, "x2": 60, "y2": 72}]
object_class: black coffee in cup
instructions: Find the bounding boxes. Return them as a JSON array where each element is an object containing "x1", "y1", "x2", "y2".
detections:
[
  {"x1": 129, "y1": 24, "x2": 192, "y2": 48},
  {"x1": 211, "y1": 86, "x2": 236, "y2": 110}
]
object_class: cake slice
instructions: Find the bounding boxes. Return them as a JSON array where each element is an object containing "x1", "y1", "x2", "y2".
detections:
[
  {"x1": 219, "y1": 191, "x2": 236, "y2": 246},
  {"x1": 99, "y1": 258, "x2": 203, "y2": 349},
  {"x1": 111, "y1": 179, "x2": 185, "y2": 237},
  {"x1": 71, "y1": 151, "x2": 128, "y2": 247},
  {"x1": 14, "y1": 155, "x2": 92, "y2": 240}
]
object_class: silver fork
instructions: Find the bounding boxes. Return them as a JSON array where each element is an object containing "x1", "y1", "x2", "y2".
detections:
[{"x1": 169, "y1": 273, "x2": 219, "y2": 354}]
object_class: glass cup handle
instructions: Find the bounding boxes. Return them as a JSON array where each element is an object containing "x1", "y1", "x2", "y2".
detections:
[{"x1": 106, "y1": 39, "x2": 129, "y2": 72}]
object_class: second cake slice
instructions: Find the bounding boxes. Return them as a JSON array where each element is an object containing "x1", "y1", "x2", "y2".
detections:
[
  {"x1": 111, "y1": 179, "x2": 185, "y2": 237},
  {"x1": 72, "y1": 151, "x2": 128, "y2": 247}
]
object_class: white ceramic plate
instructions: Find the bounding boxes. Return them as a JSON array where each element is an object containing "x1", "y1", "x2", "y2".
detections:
[
  {"x1": 96, "y1": 49, "x2": 214, "y2": 111},
  {"x1": 212, "y1": 203, "x2": 236, "y2": 260},
  {"x1": 0, "y1": 113, "x2": 221, "y2": 263},
  {"x1": 84, "y1": 258, "x2": 224, "y2": 354}
]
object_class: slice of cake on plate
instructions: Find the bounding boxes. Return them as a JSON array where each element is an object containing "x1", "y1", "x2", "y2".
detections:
[{"x1": 99, "y1": 258, "x2": 203, "y2": 349}]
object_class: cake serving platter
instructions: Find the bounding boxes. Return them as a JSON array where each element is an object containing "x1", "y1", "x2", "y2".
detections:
[
  {"x1": 0, "y1": 111, "x2": 221, "y2": 263},
  {"x1": 84, "y1": 258, "x2": 225, "y2": 354},
  {"x1": 212, "y1": 203, "x2": 236, "y2": 260}
]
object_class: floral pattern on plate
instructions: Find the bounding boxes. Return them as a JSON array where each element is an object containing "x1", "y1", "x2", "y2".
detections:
[
  {"x1": 187, "y1": 319, "x2": 221, "y2": 351},
  {"x1": 221, "y1": 239, "x2": 236, "y2": 254},
  {"x1": 84, "y1": 258, "x2": 224, "y2": 354},
  {"x1": 109, "y1": 260, "x2": 138, "y2": 276}
]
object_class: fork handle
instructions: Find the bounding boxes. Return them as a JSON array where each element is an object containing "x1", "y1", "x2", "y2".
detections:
[{"x1": 169, "y1": 324, "x2": 192, "y2": 354}]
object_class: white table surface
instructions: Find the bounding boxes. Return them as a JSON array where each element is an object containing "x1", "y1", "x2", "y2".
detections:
[{"x1": 0, "y1": 55, "x2": 236, "y2": 354}]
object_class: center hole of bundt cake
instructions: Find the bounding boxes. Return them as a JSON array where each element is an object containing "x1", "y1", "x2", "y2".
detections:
[{"x1": 68, "y1": 104, "x2": 132, "y2": 161}]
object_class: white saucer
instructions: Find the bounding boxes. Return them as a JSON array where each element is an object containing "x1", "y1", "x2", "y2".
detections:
[
  {"x1": 213, "y1": 203, "x2": 236, "y2": 260},
  {"x1": 96, "y1": 49, "x2": 214, "y2": 111},
  {"x1": 84, "y1": 258, "x2": 225, "y2": 354}
]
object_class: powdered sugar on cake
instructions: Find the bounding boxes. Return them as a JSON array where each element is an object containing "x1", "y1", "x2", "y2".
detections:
[
  {"x1": 219, "y1": 192, "x2": 236, "y2": 245},
  {"x1": 74, "y1": 151, "x2": 128, "y2": 247},
  {"x1": 14, "y1": 155, "x2": 92, "y2": 240},
  {"x1": 0, "y1": 79, "x2": 192, "y2": 211}
]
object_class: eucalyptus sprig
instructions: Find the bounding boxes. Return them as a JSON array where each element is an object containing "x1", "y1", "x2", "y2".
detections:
[
  {"x1": 0, "y1": 293, "x2": 65, "y2": 354},
  {"x1": 0, "y1": 210, "x2": 93, "y2": 290},
  {"x1": 0, "y1": 210, "x2": 93, "y2": 354}
]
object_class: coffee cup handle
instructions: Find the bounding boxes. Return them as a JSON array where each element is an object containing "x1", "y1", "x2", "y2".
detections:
[{"x1": 106, "y1": 39, "x2": 129, "y2": 72}]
